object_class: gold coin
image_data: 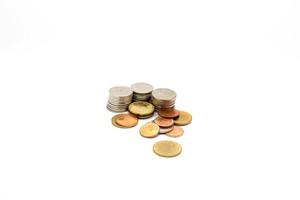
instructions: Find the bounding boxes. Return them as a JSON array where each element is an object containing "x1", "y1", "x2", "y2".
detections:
[
  {"x1": 139, "y1": 122, "x2": 159, "y2": 138},
  {"x1": 153, "y1": 140, "x2": 182, "y2": 157},
  {"x1": 174, "y1": 111, "x2": 192, "y2": 126},
  {"x1": 166, "y1": 126, "x2": 184, "y2": 137},
  {"x1": 115, "y1": 113, "x2": 138, "y2": 128},
  {"x1": 128, "y1": 101, "x2": 155, "y2": 116}
]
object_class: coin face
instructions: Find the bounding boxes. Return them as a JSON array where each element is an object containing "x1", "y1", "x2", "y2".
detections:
[
  {"x1": 128, "y1": 101, "x2": 155, "y2": 116},
  {"x1": 139, "y1": 123, "x2": 160, "y2": 138},
  {"x1": 109, "y1": 86, "x2": 133, "y2": 98},
  {"x1": 166, "y1": 126, "x2": 184, "y2": 137},
  {"x1": 174, "y1": 111, "x2": 192, "y2": 126},
  {"x1": 154, "y1": 116, "x2": 174, "y2": 128},
  {"x1": 153, "y1": 140, "x2": 182, "y2": 157},
  {"x1": 151, "y1": 88, "x2": 176, "y2": 100},
  {"x1": 131, "y1": 82, "x2": 153, "y2": 94},
  {"x1": 111, "y1": 114, "x2": 127, "y2": 128},
  {"x1": 115, "y1": 113, "x2": 138, "y2": 128},
  {"x1": 158, "y1": 108, "x2": 180, "y2": 118}
]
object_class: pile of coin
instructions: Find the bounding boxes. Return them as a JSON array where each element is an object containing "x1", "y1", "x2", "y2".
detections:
[
  {"x1": 151, "y1": 88, "x2": 177, "y2": 111},
  {"x1": 107, "y1": 83, "x2": 192, "y2": 158},
  {"x1": 107, "y1": 86, "x2": 133, "y2": 112},
  {"x1": 131, "y1": 82, "x2": 153, "y2": 102}
]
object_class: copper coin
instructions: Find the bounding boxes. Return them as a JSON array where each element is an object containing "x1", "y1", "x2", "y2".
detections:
[
  {"x1": 153, "y1": 116, "x2": 174, "y2": 128},
  {"x1": 166, "y1": 126, "x2": 184, "y2": 137},
  {"x1": 139, "y1": 122, "x2": 160, "y2": 138},
  {"x1": 174, "y1": 111, "x2": 192, "y2": 126},
  {"x1": 111, "y1": 115, "x2": 126, "y2": 128},
  {"x1": 115, "y1": 113, "x2": 138, "y2": 128},
  {"x1": 153, "y1": 140, "x2": 182, "y2": 157},
  {"x1": 158, "y1": 108, "x2": 180, "y2": 118},
  {"x1": 159, "y1": 126, "x2": 174, "y2": 134}
]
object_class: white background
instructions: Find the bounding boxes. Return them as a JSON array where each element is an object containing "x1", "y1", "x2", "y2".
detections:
[{"x1": 0, "y1": 0, "x2": 300, "y2": 199}]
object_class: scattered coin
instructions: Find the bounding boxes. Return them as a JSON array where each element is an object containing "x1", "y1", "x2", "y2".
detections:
[
  {"x1": 166, "y1": 126, "x2": 184, "y2": 137},
  {"x1": 174, "y1": 111, "x2": 192, "y2": 126},
  {"x1": 154, "y1": 116, "x2": 174, "y2": 128},
  {"x1": 158, "y1": 108, "x2": 180, "y2": 118},
  {"x1": 111, "y1": 114, "x2": 126, "y2": 128},
  {"x1": 159, "y1": 126, "x2": 174, "y2": 134},
  {"x1": 139, "y1": 122, "x2": 160, "y2": 138},
  {"x1": 115, "y1": 113, "x2": 138, "y2": 128},
  {"x1": 128, "y1": 101, "x2": 155, "y2": 117},
  {"x1": 153, "y1": 140, "x2": 182, "y2": 157}
]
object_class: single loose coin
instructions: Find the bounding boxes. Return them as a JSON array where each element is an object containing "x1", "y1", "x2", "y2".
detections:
[
  {"x1": 139, "y1": 123, "x2": 159, "y2": 138},
  {"x1": 158, "y1": 108, "x2": 180, "y2": 118},
  {"x1": 115, "y1": 113, "x2": 138, "y2": 128},
  {"x1": 166, "y1": 126, "x2": 184, "y2": 137},
  {"x1": 111, "y1": 114, "x2": 126, "y2": 128},
  {"x1": 153, "y1": 140, "x2": 182, "y2": 157},
  {"x1": 159, "y1": 126, "x2": 174, "y2": 134},
  {"x1": 128, "y1": 101, "x2": 155, "y2": 116},
  {"x1": 174, "y1": 111, "x2": 192, "y2": 126},
  {"x1": 154, "y1": 116, "x2": 174, "y2": 128}
]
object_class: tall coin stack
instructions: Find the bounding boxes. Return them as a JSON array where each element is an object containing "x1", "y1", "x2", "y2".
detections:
[
  {"x1": 151, "y1": 88, "x2": 177, "y2": 111},
  {"x1": 131, "y1": 82, "x2": 153, "y2": 102},
  {"x1": 107, "y1": 86, "x2": 133, "y2": 112}
]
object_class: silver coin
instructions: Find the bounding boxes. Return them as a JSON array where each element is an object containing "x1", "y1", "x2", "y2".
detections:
[
  {"x1": 131, "y1": 82, "x2": 153, "y2": 94},
  {"x1": 151, "y1": 88, "x2": 176, "y2": 101},
  {"x1": 109, "y1": 86, "x2": 133, "y2": 98}
]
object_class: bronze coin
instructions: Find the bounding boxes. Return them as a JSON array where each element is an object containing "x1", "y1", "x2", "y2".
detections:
[
  {"x1": 159, "y1": 126, "x2": 174, "y2": 134},
  {"x1": 139, "y1": 122, "x2": 160, "y2": 138},
  {"x1": 153, "y1": 116, "x2": 174, "y2": 128},
  {"x1": 115, "y1": 113, "x2": 138, "y2": 128},
  {"x1": 111, "y1": 114, "x2": 126, "y2": 128},
  {"x1": 166, "y1": 126, "x2": 184, "y2": 137},
  {"x1": 153, "y1": 140, "x2": 182, "y2": 157},
  {"x1": 174, "y1": 111, "x2": 192, "y2": 126},
  {"x1": 158, "y1": 108, "x2": 180, "y2": 118}
]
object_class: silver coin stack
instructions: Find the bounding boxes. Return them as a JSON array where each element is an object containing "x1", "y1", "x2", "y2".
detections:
[
  {"x1": 151, "y1": 88, "x2": 177, "y2": 111},
  {"x1": 107, "y1": 86, "x2": 133, "y2": 112},
  {"x1": 131, "y1": 82, "x2": 153, "y2": 102}
]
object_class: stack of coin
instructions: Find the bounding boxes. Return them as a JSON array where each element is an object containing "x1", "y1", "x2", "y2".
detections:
[
  {"x1": 131, "y1": 82, "x2": 153, "y2": 102},
  {"x1": 107, "y1": 86, "x2": 133, "y2": 112},
  {"x1": 151, "y1": 88, "x2": 176, "y2": 111}
]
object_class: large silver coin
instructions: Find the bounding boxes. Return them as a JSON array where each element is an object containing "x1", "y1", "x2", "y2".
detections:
[
  {"x1": 151, "y1": 88, "x2": 176, "y2": 101},
  {"x1": 109, "y1": 86, "x2": 133, "y2": 98},
  {"x1": 131, "y1": 82, "x2": 153, "y2": 94}
]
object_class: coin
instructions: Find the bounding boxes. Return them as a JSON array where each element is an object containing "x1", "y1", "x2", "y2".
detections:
[
  {"x1": 153, "y1": 140, "x2": 182, "y2": 157},
  {"x1": 128, "y1": 101, "x2": 155, "y2": 116},
  {"x1": 109, "y1": 86, "x2": 133, "y2": 98},
  {"x1": 153, "y1": 116, "x2": 174, "y2": 128},
  {"x1": 139, "y1": 122, "x2": 160, "y2": 138},
  {"x1": 159, "y1": 126, "x2": 174, "y2": 134},
  {"x1": 131, "y1": 82, "x2": 153, "y2": 94},
  {"x1": 158, "y1": 108, "x2": 180, "y2": 118},
  {"x1": 115, "y1": 113, "x2": 138, "y2": 128},
  {"x1": 174, "y1": 111, "x2": 192, "y2": 126},
  {"x1": 166, "y1": 126, "x2": 184, "y2": 137},
  {"x1": 152, "y1": 88, "x2": 176, "y2": 100}
]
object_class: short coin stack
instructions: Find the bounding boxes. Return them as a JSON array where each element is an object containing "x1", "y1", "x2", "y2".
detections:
[
  {"x1": 131, "y1": 82, "x2": 153, "y2": 102},
  {"x1": 151, "y1": 88, "x2": 177, "y2": 111},
  {"x1": 107, "y1": 86, "x2": 133, "y2": 112}
]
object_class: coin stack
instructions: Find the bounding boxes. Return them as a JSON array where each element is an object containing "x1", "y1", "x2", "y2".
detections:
[
  {"x1": 131, "y1": 82, "x2": 153, "y2": 102},
  {"x1": 107, "y1": 86, "x2": 133, "y2": 112},
  {"x1": 151, "y1": 88, "x2": 177, "y2": 111}
]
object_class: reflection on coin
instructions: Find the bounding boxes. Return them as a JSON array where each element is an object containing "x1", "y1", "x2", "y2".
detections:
[
  {"x1": 166, "y1": 126, "x2": 184, "y2": 137},
  {"x1": 111, "y1": 115, "x2": 126, "y2": 128},
  {"x1": 174, "y1": 111, "x2": 192, "y2": 126},
  {"x1": 154, "y1": 116, "x2": 174, "y2": 128},
  {"x1": 139, "y1": 123, "x2": 159, "y2": 138},
  {"x1": 115, "y1": 113, "x2": 138, "y2": 128},
  {"x1": 159, "y1": 126, "x2": 174, "y2": 134},
  {"x1": 131, "y1": 82, "x2": 153, "y2": 94},
  {"x1": 128, "y1": 101, "x2": 155, "y2": 116},
  {"x1": 158, "y1": 108, "x2": 180, "y2": 118},
  {"x1": 153, "y1": 140, "x2": 182, "y2": 157}
]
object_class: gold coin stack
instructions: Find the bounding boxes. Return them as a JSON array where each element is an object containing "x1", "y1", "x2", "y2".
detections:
[{"x1": 107, "y1": 83, "x2": 192, "y2": 157}]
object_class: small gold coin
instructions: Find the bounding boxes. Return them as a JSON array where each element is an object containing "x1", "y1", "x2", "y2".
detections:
[
  {"x1": 115, "y1": 113, "x2": 138, "y2": 128},
  {"x1": 128, "y1": 101, "x2": 155, "y2": 117},
  {"x1": 154, "y1": 116, "x2": 174, "y2": 128},
  {"x1": 174, "y1": 111, "x2": 192, "y2": 126},
  {"x1": 166, "y1": 126, "x2": 184, "y2": 137},
  {"x1": 153, "y1": 140, "x2": 182, "y2": 157},
  {"x1": 139, "y1": 122, "x2": 159, "y2": 138}
]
